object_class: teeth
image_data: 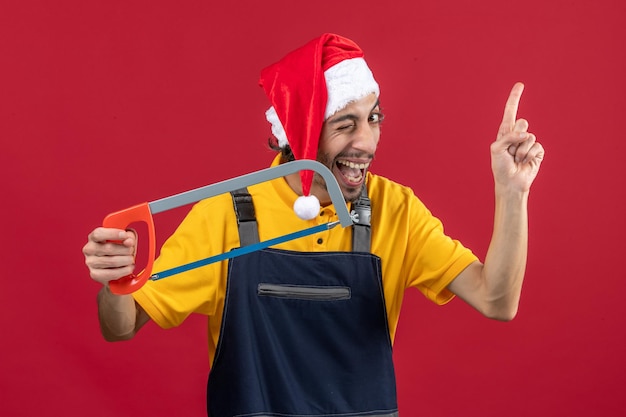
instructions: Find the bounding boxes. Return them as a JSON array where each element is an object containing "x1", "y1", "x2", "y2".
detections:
[
  {"x1": 346, "y1": 173, "x2": 363, "y2": 182},
  {"x1": 337, "y1": 160, "x2": 370, "y2": 169}
]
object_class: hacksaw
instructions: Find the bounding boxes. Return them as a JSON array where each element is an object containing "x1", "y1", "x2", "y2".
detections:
[{"x1": 103, "y1": 160, "x2": 353, "y2": 295}]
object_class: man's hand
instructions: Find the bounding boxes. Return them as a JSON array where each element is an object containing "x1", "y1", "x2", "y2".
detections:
[
  {"x1": 448, "y1": 83, "x2": 545, "y2": 320},
  {"x1": 83, "y1": 228, "x2": 137, "y2": 286},
  {"x1": 83, "y1": 228, "x2": 148, "y2": 341},
  {"x1": 491, "y1": 82, "x2": 545, "y2": 193}
]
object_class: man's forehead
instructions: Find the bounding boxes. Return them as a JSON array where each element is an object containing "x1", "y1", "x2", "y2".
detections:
[{"x1": 327, "y1": 94, "x2": 380, "y2": 120}]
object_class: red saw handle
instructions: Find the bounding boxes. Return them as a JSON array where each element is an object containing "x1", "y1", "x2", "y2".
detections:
[{"x1": 102, "y1": 202, "x2": 156, "y2": 295}]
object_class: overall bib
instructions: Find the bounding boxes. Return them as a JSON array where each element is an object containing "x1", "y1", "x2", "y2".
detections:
[{"x1": 207, "y1": 188, "x2": 398, "y2": 417}]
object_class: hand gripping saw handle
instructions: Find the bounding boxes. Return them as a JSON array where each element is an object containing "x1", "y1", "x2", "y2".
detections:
[{"x1": 103, "y1": 160, "x2": 353, "y2": 295}]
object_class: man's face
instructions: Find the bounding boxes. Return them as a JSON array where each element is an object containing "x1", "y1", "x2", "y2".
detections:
[{"x1": 313, "y1": 93, "x2": 383, "y2": 203}]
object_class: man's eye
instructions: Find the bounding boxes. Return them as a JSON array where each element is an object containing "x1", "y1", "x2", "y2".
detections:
[
  {"x1": 337, "y1": 123, "x2": 355, "y2": 131},
  {"x1": 369, "y1": 112, "x2": 384, "y2": 123}
]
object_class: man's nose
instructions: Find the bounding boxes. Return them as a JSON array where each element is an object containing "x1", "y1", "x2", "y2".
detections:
[{"x1": 352, "y1": 122, "x2": 378, "y2": 154}]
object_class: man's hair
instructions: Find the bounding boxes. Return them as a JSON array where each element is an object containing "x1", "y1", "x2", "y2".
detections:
[{"x1": 268, "y1": 137, "x2": 295, "y2": 163}]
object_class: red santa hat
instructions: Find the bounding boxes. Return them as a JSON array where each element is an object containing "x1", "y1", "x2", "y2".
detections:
[{"x1": 259, "y1": 33, "x2": 379, "y2": 220}]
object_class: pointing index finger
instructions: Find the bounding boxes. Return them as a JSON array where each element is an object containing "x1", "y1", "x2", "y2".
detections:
[{"x1": 499, "y1": 82, "x2": 525, "y2": 135}]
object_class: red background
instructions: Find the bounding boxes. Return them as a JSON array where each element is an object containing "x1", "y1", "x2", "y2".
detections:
[{"x1": 1, "y1": 0, "x2": 625, "y2": 416}]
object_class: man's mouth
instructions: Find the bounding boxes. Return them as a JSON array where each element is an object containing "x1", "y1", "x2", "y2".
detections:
[{"x1": 336, "y1": 159, "x2": 370, "y2": 185}]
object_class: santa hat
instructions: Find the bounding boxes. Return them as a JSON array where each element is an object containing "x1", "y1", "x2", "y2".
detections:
[{"x1": 259, "y1": 33, "x2": 379, "y2": 220}]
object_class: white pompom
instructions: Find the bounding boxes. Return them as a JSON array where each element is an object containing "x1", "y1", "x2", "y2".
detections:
[{"x1": 293, "y1": 195, "x2": 320, "y2": 220}]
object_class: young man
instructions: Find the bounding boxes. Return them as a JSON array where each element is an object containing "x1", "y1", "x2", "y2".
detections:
[{"x1": 83, "y1": 33, "x2": 544, "y2": 417}]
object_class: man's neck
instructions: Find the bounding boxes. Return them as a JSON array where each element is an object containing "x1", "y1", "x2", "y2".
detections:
[{"x1": 284, "y1": 172, "x2": 332, "y2": 206}]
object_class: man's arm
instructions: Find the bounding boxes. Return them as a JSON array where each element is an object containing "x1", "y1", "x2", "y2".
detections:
[
  {"x1": 97, "y1": 285, "x2": 150, "y2": 341},
  {"x1": 448, "y1": 83, "x2": 545, "y2": 321},
  {"x1": 84, "y1": 228, "x2": 151, "y2": 340}
]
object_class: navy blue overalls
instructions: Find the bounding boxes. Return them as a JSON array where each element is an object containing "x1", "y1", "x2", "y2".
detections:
[{"x1": 207, "y1": 188, "x2": 398, "y2": 417}]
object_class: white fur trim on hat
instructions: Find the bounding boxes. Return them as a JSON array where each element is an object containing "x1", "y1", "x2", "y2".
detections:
[
  {"x1": 324, "y1": 57, "x2": 379, "y2": 119},
  {"x1": 266, "y1": 106, "x2": 288, "y2": 148}
]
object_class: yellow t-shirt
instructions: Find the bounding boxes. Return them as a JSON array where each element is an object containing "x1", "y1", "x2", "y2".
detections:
[{"x1": 133, "y1": 158, "x2": 478, "y2": 364}]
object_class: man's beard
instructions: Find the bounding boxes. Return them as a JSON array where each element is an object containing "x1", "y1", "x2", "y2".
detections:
[
  {"x1": 313, "y1": 173, "x2": 363, "y2": 203},
  {"x1": 315, "y1": 152, "x2": 365, "y2": 204}
]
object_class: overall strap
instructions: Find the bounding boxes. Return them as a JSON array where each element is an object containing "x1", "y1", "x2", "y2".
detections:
[
  {"x1": 230, "y1": 186, "x2": 371, "y2": 251},
  {"x1": 230, "y1": 188, "x2": 260, "y2": 246},
  {"x1": 351, "y1": 186, "x2": 371, "y2": 253}
]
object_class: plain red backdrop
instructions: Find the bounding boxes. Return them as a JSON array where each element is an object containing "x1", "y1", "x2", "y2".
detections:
[{"x1": 1, "y1": 0, "x2": 625, "y2": 416}]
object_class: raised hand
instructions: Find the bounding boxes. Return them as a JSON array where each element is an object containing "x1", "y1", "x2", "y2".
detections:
[{"x1": 490, "y1": 82, "x2": 545, "y2": 193}]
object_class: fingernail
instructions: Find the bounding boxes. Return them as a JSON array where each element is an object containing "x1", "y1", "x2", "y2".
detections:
[{"x1": 519, "y1": 132, "x2": 528, "y2": 139}]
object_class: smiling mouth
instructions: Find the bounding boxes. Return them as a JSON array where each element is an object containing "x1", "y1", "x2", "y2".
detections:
[{"x1": 336, "y1": 159, "x2": 370, "y2": 184}]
